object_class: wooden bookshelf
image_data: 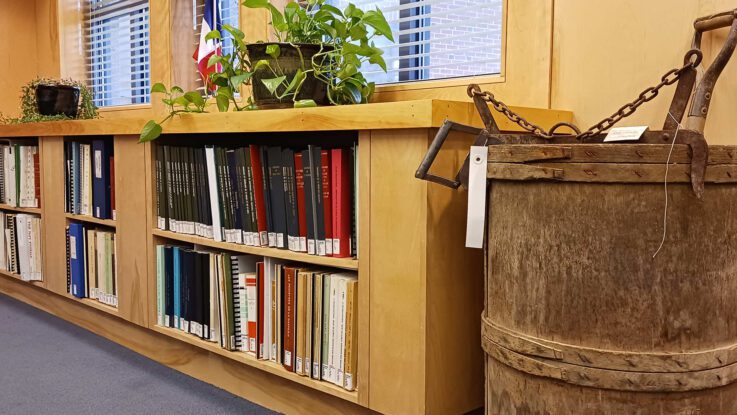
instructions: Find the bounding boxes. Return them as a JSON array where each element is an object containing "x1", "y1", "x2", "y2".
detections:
[
  {"x1": 65, "y1": 213, "x2": 116, "y2": 228},
  {"x1": 153, "y1": 325, "x2": 359, "y2": 403},
  {"x1": 0, "y1": 269, "x2": 43, "y2": 286},
  {"x1": 0, "y1": 102, "x2": 573, "y2": 415},
  {"x1": 152, "y1": 229, "x2": 359, "y2": 271},
  {"x1": 0, "y1": 204, "x2": 42, "y2": 215}
]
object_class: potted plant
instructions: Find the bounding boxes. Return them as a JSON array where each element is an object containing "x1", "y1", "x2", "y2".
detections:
[
  {"x1": 0, "y1": 78, "x2": 98, "y2": 124},
  {"x1": 139, "y1": 0, "x2": 394, "y2": 142}
]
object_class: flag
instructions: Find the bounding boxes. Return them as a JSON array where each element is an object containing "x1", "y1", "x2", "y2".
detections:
[{"x1": 193, "y1": 0, "x2": 223, "y2": 92}]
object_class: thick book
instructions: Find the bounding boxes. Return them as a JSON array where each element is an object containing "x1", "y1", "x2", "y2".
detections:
[
  {"x1": 343, "y1": 278, "x2": 358, "y2": 391},
  {"x1": 68, "y1": 223, "x2": 86, "y2": 298},
  {"x1": 110, "y1": 155, "x2": 116, "y2": 220},
  {"x1": 282, "y1": 266, "x2": 297, "y2": 372},
  {"x1": 173, "y1": 246, "x2": 182, "y2": 329},
  {"x1": 65, "y1": 225, "x2": 70, "y2": 293},
  {"x1": 92, "y1": 139, "x2": 113, "y2": 219},
  {"x1": 282, "y1": 148, "x2": 299, "y2": 252},
  {"x1": 312, "y1": 272, "x2": 323, "y2": 379},
  {"x1": 156, "y1": 245, "x2": 165, "y2": 326},
  {"x1": 321, "y1": 273, "x2": 332, "y2": 380},
  {"x1": 321, "y1": 150, "x2": 333, "y2": 256},
  {"x1": 308, "y1": 146, "x2": 326, "y2": 256},
  {"x1": 164, "y1": 246, "x2": 174, "y2": 327},
  {"x1": 259, "y1": 146, "x2": 274, "y2": 247},
  {"x1": 331, "y1": 148, "x2": 352, "y2": 258},
  {"x1": 266, "y1": 147, "x2": 287, "y2": 249},
  {"x1": 226, "y1": 149, "x2": 244, "y2": 244},
  {"x1": 249, "y1": 145, "x2": 269, "y2": 246},
  {"x1": 304, "y1": 271, "x2": 314, "y2": 378},
  {"x1": 86, "y1": 228, "x2": 97, "y2": 299},
  {"x1": 257, "y1": 261, "x2": 267, "y2": 359},
  {"x1": 246, "y1": 271, "x2": 258, "y2": 355},
  {"x1": 239, "y1": 148, "x2": 254, "y2": 245},
  {"x1": 295, "y1": 269, "x2": 307, "y2": 375},
  {"x1": 294, "y1": 153, "x2": 308, "y2": 252}
]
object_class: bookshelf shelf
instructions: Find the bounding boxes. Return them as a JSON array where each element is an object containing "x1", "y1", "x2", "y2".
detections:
[
  {"x1": 153, "y1": 325, "x2": 359, "y2": 403},
  {"x1": 0, "y1": 204, "x2": 42, "y2": 215},
  {"x1": 152, "y1": 229, "x2": 359, "y2": 271},
  {"x1": 65, "y1": 293, "x2": 119, "y2": 316},
  {"x1": 64, "y1": 213, "x2": 116, "y2": 228},
  {"x1": 0, "y1": 269, "x2": 43, "y2": 285}
]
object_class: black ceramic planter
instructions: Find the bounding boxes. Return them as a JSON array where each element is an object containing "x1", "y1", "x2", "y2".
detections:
[
  {"x1": 36, "y1": 84, "x2": 81, "y2": 118},
  {"x1": 246, "y1": 43, "x2": 330, "y2": 109}
]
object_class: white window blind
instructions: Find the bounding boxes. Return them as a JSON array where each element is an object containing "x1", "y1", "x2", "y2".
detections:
[
  {"x1": 86, "y1": 0, "x2": 150, "y2": 107},
  {"x1": 193, "y1": 0, "x2": 240, "y2": 94},
  {"x1": 328, "y1": 0, "x2": 503, "y2": 84}
]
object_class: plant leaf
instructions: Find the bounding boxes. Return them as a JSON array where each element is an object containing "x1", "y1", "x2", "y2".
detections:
[
  {"x1": 344, "y1": 82, "x2": 363, "y2": 104},
  {"x1": 261, "y1": 76, "x2": 287, "y2": 95},
  {"x1": 230, "y1": 73, "x2": 252, "y2": 89},
  {"x1": 363, "y1": 9, "x2": 394, "y2": 41},
  {"x1": 184, "y1": 91, "x2": 205, "y2": 108},
  {"x1": 139, "y1": 120, "x2": 162, "y2": 143},
  {"x1": 207, "y1": 54, "x2": 222, "y2": 68},
  {"x1": 266, "y1": 44, "x2": 281, "y2": 59},
  {"x1": 215, "y1": 93, "x2": 230, "y2": 112},
  {"x1": 173, "y1": 96, "x2": 190, "y2": 107},
  {"x1": 205, "y1": 30, "x2": 221, "y2": 41},
  {"x1": 285, "y1": 69, "x2": 306, "y2": 94},
  {"x1": 294, "y1": 99, "x2": 317, "y2": 108},
  {"x1": 253, "y1": 59, "x2": 272, "y2": 71},
  {"x1": 171, "y1": 86, "x2": 184, "y2": 94},
  {"x1": 151, "y1": 83, "x2": 167, "y2": 94}
]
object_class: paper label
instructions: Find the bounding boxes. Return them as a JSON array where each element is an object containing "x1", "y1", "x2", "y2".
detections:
[
  {"x1": 70, "y1": 236, "x2": 77, "y2": 259},
  {"x1": 94, "y1": 150, "x2": 102, "y2": 179},
  {"x1": 604, "y1": 126, "x2": 648, "y2": 142},
  {"x1": 466, "y1": 146, "x2": 487, "y2": 249}
]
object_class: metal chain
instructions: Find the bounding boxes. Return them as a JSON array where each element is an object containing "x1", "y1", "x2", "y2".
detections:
[{"x1": 469, "y1": 49, "x2": 703, "y2": 140}]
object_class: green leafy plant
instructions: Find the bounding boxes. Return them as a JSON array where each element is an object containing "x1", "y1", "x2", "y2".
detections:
[
  {"x1": 140, "y1": 0, "x2": 394, "y2": 142},
  {"x1": 0, "y1": 78, "x2": 98, "y2": 124}
]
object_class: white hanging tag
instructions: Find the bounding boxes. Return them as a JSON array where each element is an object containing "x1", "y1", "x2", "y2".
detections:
[
  {"x1": 466, "y1": 146, "x2": 487, "y2": 249},
  {"x1": 604, "y1": 126, "x2": 648, "y2": 142}
]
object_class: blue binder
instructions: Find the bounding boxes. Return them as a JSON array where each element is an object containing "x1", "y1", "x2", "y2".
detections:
[
  {"x1": 92, "y1": 139, "x2": 112, "y2": 219},
  {"x1": 69, "y1": 223, "x2": 86, "y2": 298}
]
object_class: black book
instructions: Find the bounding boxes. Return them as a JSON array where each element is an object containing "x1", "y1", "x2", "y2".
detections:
[
  {"x1": 243, "y1": 148, "x2": 257, "y2": 246},
  {"x1": 180, "y1": 249, "x2": 190, "y2": 332},
  {"x1": 216, "y1": 147, "x2": 233, "y2": 241},
  {"x1": 308, "y1": 145, "x2": 326, "y2": 255},
  {"x1": 238, "y1": 148, "x2": 253, "y2": 245},
  {"x1": 188, "y1": 147, "x2": 200, "y2": 236},
  {"x1": 282, "y1": 148, "x2": 299, "y2": 252},
  {"x1": 172, "y1": 146, "x2": 183, "y2": 233},
  {"x1": 193, "y1": 251, "x2": 203, "y2": 337},
  {"x1": 162, "y1": 146, "x2": 174, "y2": 232},
  {"x1": 164, "y1": 245, "x2": 175, "y2": 328},
  {"x1": 195, "y1": 148, "x2": 212, "y2": 238},
  {"x1": 260, "y1": 146, "x2": 274, "y2": 246},
  {"x1": 229, "y1": 148, "x2": 247, "y2": 244},
  {"x1": 302, "y1": 149, "x2": 316, "y2": 255},
  {"x1": 156, "y1": 145, "x2": 168, "y2": 230},
  {"x1": 267, "y1": 146, "x2": 287, "y2": 249}
]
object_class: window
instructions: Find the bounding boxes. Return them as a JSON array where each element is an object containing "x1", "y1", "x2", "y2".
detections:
[
  {"x1": 328, "y1": 0, "x2": 503, "y2": 85},
  {"x1": 86, "y1": 0, "x2": 151, "y2": 107},
  {"x1": 193, "y1": 0, "x2": 240, "y2": 93}
]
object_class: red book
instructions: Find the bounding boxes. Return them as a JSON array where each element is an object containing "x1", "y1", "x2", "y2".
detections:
[
  {"x1": 249, "y1": 145, "x2": 268, "y2": 246},
  {"x1": 320, "y1": 150, "x2": 333, "y2": 256},
  {"x1": 246, "y1": 272, "x2": 258, "y2": 356},
  {"x1": 282, "y1": 266, "x2": 296, "y2": 372},
  {"x1": 331, "y1": 149, "x2": 351, "y2": 257},
  {"x1": 109, "y1": 156, "x2": 115, "y2": 220},
  {"x1": 294, "y1": 153, "x2": 308, "y2": 252},
  {"x1": 33, "y1": 151, "x2": 41, "y2": 208},
  {"x1": 257, "y1": 262, "x2": 266, "y2": 359}
]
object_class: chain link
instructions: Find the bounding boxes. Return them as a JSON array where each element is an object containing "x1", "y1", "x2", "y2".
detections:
[{"x1": 470, "y1": 49, "x2": 703, "y2": 140}]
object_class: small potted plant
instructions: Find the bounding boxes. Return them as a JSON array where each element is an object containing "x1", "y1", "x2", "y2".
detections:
[
  {"x1": 139, "y1": 0, "x2": 394, "y2": 142},
  {"x1": 0, "y1": 78, "x2": 98, "y2": 124}
]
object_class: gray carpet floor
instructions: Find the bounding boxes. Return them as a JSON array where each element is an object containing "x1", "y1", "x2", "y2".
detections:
[{"x1": 0, "y1": 293, "x2": 278, "y2": 415}]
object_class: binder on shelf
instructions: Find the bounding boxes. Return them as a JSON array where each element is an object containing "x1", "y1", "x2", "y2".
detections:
[
  {"x1": 69, "y1": 223, "x2": 86, "y2": 298},
  {"x1": 91, "y1": 139, "x2": 113, "y2": 219}
]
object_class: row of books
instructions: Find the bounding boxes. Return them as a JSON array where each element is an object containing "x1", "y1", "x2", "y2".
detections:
[
  {"x1": 64, "y1": 139, "x2": 116, "y2": 220},
  {"x1": 66, "y1": 223, "x2": 118, "y2": 307},
  {"x1": 155, "y1": 144, "x2": 357, "y2": 258},
  {"x1": 155, "y1": 245, "x2": 358, "y2": 391},
  {"x1": 0, "y1": 212, "x2": 42, "y2": 281},
  {"x1": 0, "y1": 142, "x2": 40, "y2": 208}
]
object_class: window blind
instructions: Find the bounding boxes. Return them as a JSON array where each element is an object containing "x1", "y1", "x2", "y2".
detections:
[
  {"x1": 86, "y1": 0, "x2": 151, "y2": 107},
  {"x1": 328, "y1": 0, "x2": 503, "y2": 84}
]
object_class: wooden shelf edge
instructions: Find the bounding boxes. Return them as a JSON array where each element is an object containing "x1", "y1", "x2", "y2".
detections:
[
  {"x1": 152, "y1": 229, "x2": 359, "y2": 270},
  {"x1": 65, "y1": 213, "x2": 117, "y2": 228},
  {"x1": 152, "y1": 325, "x2": 359, "y2": 403},
  {"x1": 0, "y1": 269, "x2": 44, "y2": 286},
  {"x1": 0, "y1": 204, "x2": 42, "y2": 215},
  {"x1": 64, "y1": 293, "x2": 120, "y2": 316}
]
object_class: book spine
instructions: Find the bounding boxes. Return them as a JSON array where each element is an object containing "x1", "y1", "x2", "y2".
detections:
[
  {"x1": 283, "y1": 266, "x2": 296, "y2": 372},
  {"x1": 312, "y1": 273, "x2": 323, "y2": 379},
  {"x1": 282, "y1": 149, "x2": 299, "y2": 252},
  {"x1": 239, "y1": 148, "x2": 254, "y2": 245},
  {"x1": 267, "y1": 147, "x2": 287, "y2": 249},
  {"x1": 65, "y1": 225, "x2": 71, "y2": 294},
  {"x1": 257, "y1": 262, "x2": 266, "y2": 359},
  {"x1": 33, "y1": 149, "x2": 40, "y2": 208},
  {"x1": 302, "y1": 149, "x2": 316, "y2": 255},
  {"x1": 295, "y1": 271, "x2": 306, "y2": 375},
  {"x1": 249, "y1": 145, "x2": 269, "y2": 246},
  {"x1": 260, "y1": 146, "x2": 274, "y2": 247},
  {"x1": 343, "y1": 279, "x2": 358, "y2": 390},
  {"x1": 294, "y1": 152, "x2": 308, "y2": 252},
  {"x1": 156, "y1": 245, "x2": 164, "y2": 326},
  {"x1": 110, "y1": 155, "x2": 116, "y2": 221},
  {"x1": 310, "y1": 146, "x2": 326, "y2": 256},
  {"x1": 305, "y1": 271, "x2": 313, "y2": 378},
  {"x1": 246, "y1": 272, "x2": 258, "y2": 356},
  {"x1": 205, "y1": 147, "x2": 223, "y2": 242},
  {"x1": 321, "y1": 150, "x2": 333, "y2": 256},
  {"x1": 321, "y1": 274, "x2": 331, "y2": 379},
  {"x1": 244, "y1": 149, "x2": 258, "y2": 246},
  {"x1": 332, "y1": 149, "x2": 352, "y2": 258}
]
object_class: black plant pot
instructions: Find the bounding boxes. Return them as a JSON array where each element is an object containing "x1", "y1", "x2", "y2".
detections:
[
  {"x1": 246, "y1": 43, "x2": 330, "y2": 109},
  {"x1": 36, "y1": 84, "x2": 80, "y2": 118}
]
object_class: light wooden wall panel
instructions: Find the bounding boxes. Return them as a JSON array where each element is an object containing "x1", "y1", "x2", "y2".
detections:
[
  {"x1": 0, "y1": 1, "x2": 40, "y2": 118},
  {"x1": 551, "y1": 0, "x2": 737, "y2": 144}
]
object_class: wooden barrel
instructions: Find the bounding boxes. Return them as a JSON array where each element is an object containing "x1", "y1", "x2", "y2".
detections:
[{"x1": 482, "y1": 143, "x2": 737, "y2": 414}]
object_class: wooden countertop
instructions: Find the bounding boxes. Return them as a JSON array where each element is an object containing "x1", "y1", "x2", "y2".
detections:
[{"x1": 0, "y1": 99, "x2": 573, "y2": 137}]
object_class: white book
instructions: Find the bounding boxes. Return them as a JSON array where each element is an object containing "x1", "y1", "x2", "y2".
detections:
[
  {"x1": 0, "y1": 212, "x2": 6, "y2": 270},
  {"x1": 156, "y1": 245, "x2": 165, "y2": 326},
  {"x1": 327, "y1": 274, "x2": 339, "y2": 383},
  {"x1": 246, "y1": 272, "x2": 258, "y2": 355},
  {"x1": 210, "y1": 253, "x2": 220, "y2": 342},
  {"x1": 337, "y1": 277, "x2": 349, "y2": 387},
  {"x1": 30, "y1": 217, "x2": 42, "y2": 281},
  {"x1": 5, "y1": 146, "x2": 16, "y2": 206},
  {"x1": 16, "y1": 215, "x2": 30, "y2": 280},
  {"x1": 18, "y1": 147, "x2": 36, "y2": 208},
  {"x1": 261, "y1": 260, "x2": 272, "y2": 361},
  {"x1": 205, "y1": 147, "x2": 223, "y2": 242}
]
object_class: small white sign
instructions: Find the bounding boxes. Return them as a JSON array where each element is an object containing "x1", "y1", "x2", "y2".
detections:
[
  {"x1": 604, "y1": 126, "x2": 649, "y2": 142},
  {"x1": 466, "y1": 146, "x2": 487, "y2": 249}
]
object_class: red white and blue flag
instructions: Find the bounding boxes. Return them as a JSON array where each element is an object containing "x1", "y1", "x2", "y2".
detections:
[{"x1": 193, "y1": 0, "x2": 223, "y2": 91}]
